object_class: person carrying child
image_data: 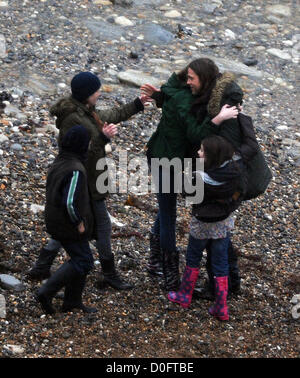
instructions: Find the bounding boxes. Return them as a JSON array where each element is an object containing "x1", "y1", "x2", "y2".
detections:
[{"x1": 35, "y1": 125, "x2": 97, "y2": 314}]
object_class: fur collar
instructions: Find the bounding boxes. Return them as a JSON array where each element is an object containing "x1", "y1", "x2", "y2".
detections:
[{"x1": 207, "y1": 72, "x2": 236, "y2": 118}]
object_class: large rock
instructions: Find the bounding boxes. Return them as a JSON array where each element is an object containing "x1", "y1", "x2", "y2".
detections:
[
  {"x1": 267, "y1": 48, "x2": 292, "y2": 60},
  {"x1": 23, "y1": 73, "x2": 57, "y2": 96},
  {"x1": 190, "y1": 54, "x2": 264, "y2": 78},
  {"x1": 140, "y1": 23, "x2": 174, "y2": 45},
  {"x1": 0, "y1": 294, "x2": 6, "y2": 318},
  {"x1": 0, "y1": 274, "x2": 25, "y2": 291},
  {"x1": 118, "y1": 69, "x2": 162, "y2": 88},
  {"x1": 85, "y1": 20, "x2": 124, "y2": 40},
  {"x1": 0, "y1": 34, "x2": 7, "y2": 58},
  {"x1": 3, "y1": 344, "x2": 25, "y2": 355},
  {"x1": 266, "y1": 5, "x2": 291, "y2": 17}
]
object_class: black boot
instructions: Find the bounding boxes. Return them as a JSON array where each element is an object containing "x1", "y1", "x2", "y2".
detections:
[
  {"x1": 162, "y1": 249, "x2": 180, "y2": 292},
  {"x1": 194, "y1": 247, "x2": 215, "y2": 300},
  {"x1": 193, "y1": 278, "x2": 215, "y2": 300},
  {"x1": 35, "y1": 261, "x2": 75, "y2": 314},
  {"x1": 27, "y1": 247, "x2": 59, "y2": 280},
  {"x1": 147, "y1": 232, "x2": 163, "y2": 276},
  {"x1": 62, "y1": 275, "x2": 97, "y2": 313},
  {"x1": 100, "y1": 254, "x2": 134, "y2": 290}
]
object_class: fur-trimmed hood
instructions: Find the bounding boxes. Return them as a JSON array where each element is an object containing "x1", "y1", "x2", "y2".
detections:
[
  {"x1": 208, "y1": 72, "x2": 243, "y2": 118},
  {"x1": 50, "y1": 96, "x2": 90, "y2": 130}
]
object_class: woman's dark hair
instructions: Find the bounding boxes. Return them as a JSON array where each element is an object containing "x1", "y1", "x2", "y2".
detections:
[
  {"x1": 178, "y1": 58, "x2": 220, "y2": 121},
  {"x1": 202, "y1": 135, "x2": 235, "y2": 170}
]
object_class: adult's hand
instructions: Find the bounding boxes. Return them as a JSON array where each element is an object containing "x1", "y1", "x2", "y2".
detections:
[
  {"x1": 102, "y1": 123, "x2": 118, "y2": 139},
  {"x1": 139, "y1": 94, "x2": 152, "y2": 105},
  {"x1": 140, "y1": 83, "x2": 159, "y2": 98},
  {"x1": 211, "y1": 104, "x2": 239, "y2": 125}
]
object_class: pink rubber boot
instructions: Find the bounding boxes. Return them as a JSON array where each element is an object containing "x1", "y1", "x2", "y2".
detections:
[
  {"x1": 209, "y1": 276, "x2": 229, "y2": 321},
  {"x1": 168, "y1": 266, "x2": 199, "y2": 308}
]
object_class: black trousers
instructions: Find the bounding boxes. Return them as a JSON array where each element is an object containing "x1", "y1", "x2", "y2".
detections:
[{"x1": 61, "y1": 240, "x2": 94, "y2": 276}]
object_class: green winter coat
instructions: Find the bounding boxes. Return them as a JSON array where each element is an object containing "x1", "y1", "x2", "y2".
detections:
[
  {"x1": 147, "y1": 73, "x2": 222, "y2": 160},
  {"x1": 147, "y1": 71, "x2": 244, "y2": 160},
  {"x1": 50, "y1": 96, "x2": 143, "y2": 200}
]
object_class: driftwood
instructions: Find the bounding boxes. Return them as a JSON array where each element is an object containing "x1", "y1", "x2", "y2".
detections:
[
  {"x1": 125, "y1": 195, "x2": 158, "y2": 213},
  {"x1": 111, "y1": 231, "x2": 145, "y2": 239},
  {"x1": 124, "y1": 195, "x2": 189, "y2": 235}
]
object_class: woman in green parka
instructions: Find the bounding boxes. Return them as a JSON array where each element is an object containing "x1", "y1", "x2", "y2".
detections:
[{"x1": 141, "y1": 58, "x2": 243, "y2": 292}]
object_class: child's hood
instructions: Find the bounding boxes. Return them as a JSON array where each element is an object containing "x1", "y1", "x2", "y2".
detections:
[
  {"x1": 61, "y1": 125, "x2": 91, "y2": 157},
  {"x1": 208, "y1": 72, "x2": 243, "y2": 118}
]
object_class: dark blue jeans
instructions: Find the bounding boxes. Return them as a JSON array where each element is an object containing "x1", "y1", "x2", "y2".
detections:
[
  {"x1": 152, "y1": 192, "x2": 177, "y2": 251},
  {"x1": 151, "y1": 166, "x2": 178, "y2": 252},
  {"x1": 61, "y1": 240, "x2": 94, "y2": 276},
  {"x1": 186, "y1": 234, "x2": 230, "y2": 277}
]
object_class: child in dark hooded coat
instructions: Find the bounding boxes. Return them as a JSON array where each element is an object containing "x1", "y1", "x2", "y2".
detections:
[{"x1": 35, "y1": 125, "x2": 97, "y2": 315}]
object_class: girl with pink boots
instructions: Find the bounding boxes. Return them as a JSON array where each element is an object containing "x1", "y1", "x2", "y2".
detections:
[{"x1": 168, "y1": 135, "x2": 247, "y2": 321}]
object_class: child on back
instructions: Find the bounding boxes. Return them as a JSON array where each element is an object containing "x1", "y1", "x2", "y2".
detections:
[
  {"x1": 168, "y1": 135, "x2": 245, "y2": 321},
  {"x1": 36, "y1": 125, "x2": 96, "y2": 314}
]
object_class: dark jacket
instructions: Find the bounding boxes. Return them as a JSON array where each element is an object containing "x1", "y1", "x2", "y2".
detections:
[
  {"x1": 50, "y1": 96, "x2": 144, "y2": 201},
  {"x1": 192, "y1": 158, "x2": 245, "y2": 223},
  {"x1": 45, "y1": 152, "x2": 94, "y2": 242},
  {"x1": 147, "y1": 71, "x2": 246, "y2": 162}
]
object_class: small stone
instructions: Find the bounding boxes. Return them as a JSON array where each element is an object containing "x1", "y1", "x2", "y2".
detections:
[
  {"x1": 115, "y1": 16, "x2": 134, "y2": 26},
  {"x1": 0, "y1": 2, "x2": 8, "y2": 8},
  {"x1": 108, "y1": 212, "x2": 126, "y2": 228},
  {"x1": 0, "y1": 34, "x2": 7, "y2": 58},
  {"x1": 58, "y1": 83, "x2": 67, "y2": 89},
  {"x1": 129, "y1": 51, "x2": 139, "y2": 59},
  {"x1": 237, "y1": 336, "x2": 245, "y2": 341},
  {"x1": 0, "y1": 294, "x2": 6, "y2": 318},
  {"x1": 291, "y1": 303, "x2": 300, "y2": 320},
  {"x1": 93, "y1": 0, "x2": 112, "y2": 5},
  {"x1": 164, "y1": 10, "x2": 182, "y2": 18},
  {"x1": 243, "y1": 58, "x2": 258, "y2": 66},
  {"x1": 111, "y1": 0, "x2": 133, "y2": 7},
  {"x1": 290, "y1": 295, "x2": 300, "y2": 305},
  {"x1": 264, "y1": 214, "x2": 273, "y2": 221},
  {"x1": 10, "y1": 143, "x2": 23, "y2": 151},
  {"x1": 0, "y1": 134, "x2": 9, "y2": 143},
  {"x1": 202, "y1": 3, "x2": 218, "y2": 14},
  {"x1": 30, "y1": 204, "x2": 45, "y2": 214},
  {"x1": 224, "y1": 29, "x2": 236, "y2": 40},
  {"x1": 275, "y1": 77, "x2": 284, "y2": 85},
  {"x1": 276, "y1": 125, "x2": 288, "y2": 131}
]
